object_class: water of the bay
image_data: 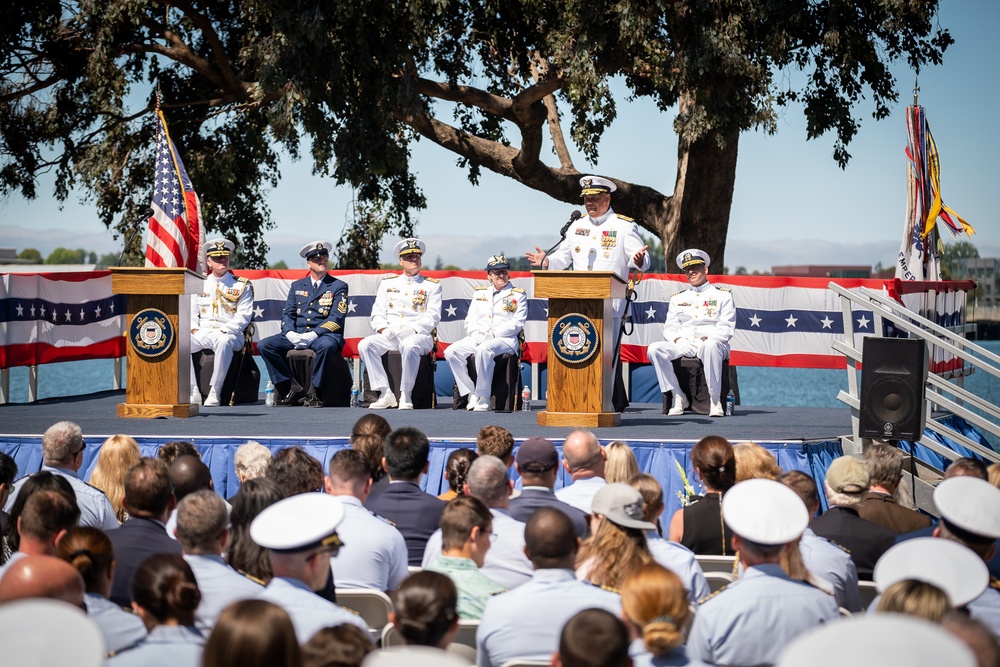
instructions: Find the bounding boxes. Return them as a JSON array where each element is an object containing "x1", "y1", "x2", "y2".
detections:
[{"x1": 5, "y1": 342, "x2": 999, "y2": 441}]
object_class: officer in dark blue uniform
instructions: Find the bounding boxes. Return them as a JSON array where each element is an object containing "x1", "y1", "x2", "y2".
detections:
[{"x1": 259, "y1": 240, "x2": 349, "y2": 407}]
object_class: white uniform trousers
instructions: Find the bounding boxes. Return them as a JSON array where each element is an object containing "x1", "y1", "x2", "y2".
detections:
[
  {"x1": 191, "y1": 328, "x2": 243, "y2": 394},
  {"x1": 647, "y1": 337, "x2": 729, "y2": 402},
  {"x1": 358, "y1": 331, "x2": 434, "y2": 394},
  {"x1": 445, "y1": 336, "x2": 518, "y2": 401}
]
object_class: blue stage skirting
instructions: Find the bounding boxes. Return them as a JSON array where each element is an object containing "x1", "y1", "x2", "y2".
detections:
[{"x1": 0, "y1": 437, "x2": 845, "y2": 517}]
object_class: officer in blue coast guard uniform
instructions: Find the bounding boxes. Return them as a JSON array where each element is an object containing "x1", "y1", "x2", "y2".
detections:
[
  {"x1": 190, "y1": 238, "x2": 254, "y2": 407},
  {"x1": 445, "y1": 253, "x2": 527, "y2": 412},
  {"x1": 358, "y1": 238, "x2": 442, "y2": 410},
  {"x1": 686, "y1": 479, "x2": 840, "y2": 666},
  {"x1": 258, "y1": 240, "x2": 348, "y2": 407},
  {"x1": 647, "y1": 248, "x2": 735, "y2": 417}
]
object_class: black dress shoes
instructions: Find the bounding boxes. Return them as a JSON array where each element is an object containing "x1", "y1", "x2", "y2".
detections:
[
  {"x1": 303, "y1": 389, "x2": 325, "y2": 408},
  {"x1": 274, "y1": 388, "x2": 306, "y2": 407}
]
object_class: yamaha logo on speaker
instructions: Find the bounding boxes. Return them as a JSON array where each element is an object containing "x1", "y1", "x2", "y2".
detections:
[{"x1": 883, "y1": 422, "x2": 894, "y2": 436}]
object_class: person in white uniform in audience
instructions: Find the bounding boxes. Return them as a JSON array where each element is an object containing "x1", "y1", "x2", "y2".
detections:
[
  {"x1": 189, "y1": 238, "x2": 253, "y2": 407},
  {"x1": 647, "y1": 248, "x2": 735, "y2": 417},
  {"x1": 359, "y1": 238, "x2": 442, "y2": 410},
  {"x1": 251, "y1": 493, "x2": 368, "y2": 643},
  {"x1": 445, "y1": 253, "x2": 527, "y2": 412}
]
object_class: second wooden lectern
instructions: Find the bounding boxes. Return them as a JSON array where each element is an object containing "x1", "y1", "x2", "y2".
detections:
[
  {"x1": 533, "y1": 270, "x2": 626, "y2": 427},
  {"x1": 111, "y1": 267, "x2": 205, "y2": 418}
]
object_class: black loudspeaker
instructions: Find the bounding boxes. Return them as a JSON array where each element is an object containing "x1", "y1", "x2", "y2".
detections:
[{"x1": 859, "y1": 337, "x2": 928, "y2": 440}]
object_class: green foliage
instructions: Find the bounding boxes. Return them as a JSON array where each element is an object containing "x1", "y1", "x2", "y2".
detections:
[
  {"x1": 96, "y1": 253, "x2": 119, "y2": 268},
  {"x1": 0, "y1": 0, "x2": 952, "y2": 262},
  {"x1": 17, "y1": 248, "x2": 43, "y2": 263},
  {"x1": 45, "y1": 247, "x2": 87, "y2": 264},
  {"x1": 269, "y1": 259, "x2": 288, "y2": 270}
]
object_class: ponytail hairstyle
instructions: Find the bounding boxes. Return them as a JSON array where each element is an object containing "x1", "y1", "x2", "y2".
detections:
[
  {"x1": 620, "y1": 563, "x2": 689, "y2": 657},
  {"x1": 130, "y1": 553, "x2": 201, "y2": 626},
  {"x1": 57, "y1": 526, "x2": 115, "y2": 593}
]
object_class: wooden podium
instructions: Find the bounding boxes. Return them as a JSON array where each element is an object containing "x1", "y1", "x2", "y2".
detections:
[
  {"x1": 533, "y1": 271, "x2": 625, "y2": 427},
  {"x1": 111, "y1": 267, "x2": 204, "y2": 418}
]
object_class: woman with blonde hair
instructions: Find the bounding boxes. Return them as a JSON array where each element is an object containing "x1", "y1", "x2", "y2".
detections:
[
  {"x1": 605, "y1": 441, "x2": 640, "y2": 484},
  {"x1": 732, "y1": 442, "x2": 782, "y2": 483},
  {"x1": 577, "y1": 483, "x2": 655, "y2": 590},
  {"x1": 88, "y1": 434, "x2": 142, "y2": 524},
  {"x1": 620, "y1": 563, "x2": 708, "y2": 666},
  {"x1": 876, "y1": 579, "x2": 953, "y2": 623}
]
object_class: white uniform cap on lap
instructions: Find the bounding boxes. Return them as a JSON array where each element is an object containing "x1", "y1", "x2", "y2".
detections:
[
  {"x1": 676, "y1": 249, "x2": 710, "y2": 270},
  {"x1": 250, "y1": 493, "x2": 345, "y2": 552},
  {"x1": 579, "y1": 175, "x2": 617, "y2": 195},
  {"x1": 776, "y1": 614, "x2": 976, "y2": 667},
  {"x1": 873, "y1": 537, "x2": 988, "y2": 607},
  {"x1": 393, "y1": 238, "x2": 426, "y2": 258},
  {"x1": 299, "y1": 241, "x2": 332, "y2": 259},
  {"x1": 933, "y1": 476, "x2": 1000, "y2": 540},
  {"x1": 722, "y1": 478, "x2": 808, "y2": 545},
  {"x1": 0, "y1": 599, "x2": 105, "y2": 667}
]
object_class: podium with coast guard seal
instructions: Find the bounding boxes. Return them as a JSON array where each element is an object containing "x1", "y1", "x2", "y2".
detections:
[
  {"x1": 533, "y1": 270, "x2": 625, "y2": 427},
  {"x1": 111, "y1": 267, "x2": 205, "y2": 418}
]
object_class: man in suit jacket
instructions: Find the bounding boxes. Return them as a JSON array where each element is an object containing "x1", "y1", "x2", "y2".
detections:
[
  {"x1": 364, "y1": 426, "x2": 445, "y2": 565},
  {"x1": 858, "y1": 444, "x2": 931, "y2": 535},
  {"x1": 108, "y1": 458, "x2": 181, "y2": 606},
  {"x1": 509, "y1": 438, "x2": 588, "y2": 538},
  {"x1": 809, "y1": 456, "x2": 895, "y2": 580},
  {"x1": 259, "y1": 240, "x2": 349, "y2": 408}
]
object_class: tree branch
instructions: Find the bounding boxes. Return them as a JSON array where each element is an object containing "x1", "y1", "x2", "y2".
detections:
[
  {"x1": 412, "y1": 77, "x2": 515, "y2": 122},
  {"x1": 168, "y1": 0, "x2": 247, "y2": 95},
  {"x1": 528, "y1": 59, "x2": 573, "y2": 170}
]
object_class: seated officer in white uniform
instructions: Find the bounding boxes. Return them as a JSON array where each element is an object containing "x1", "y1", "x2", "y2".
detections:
[
  {"x1": 251, "y1": 493, "x2": 368, "y2": 643},
  {"x1": 525, "y1": 175, "x2": 649, "y2": 333},
  {"x1": 190, "y1": 238, "x2": 254, "y2": 407},
  {"x1": 647, "y1": 248, "x2": 735, "y2": 417},
  {"x1": 445, "y1": 253, "x2": 527, "y2": 412},
  {"x1": 359, "y1": 238, "x2": 442, "y2": 410},
  {"x1": 686, "y1": 479, "x2": 840, "y2": 666}
]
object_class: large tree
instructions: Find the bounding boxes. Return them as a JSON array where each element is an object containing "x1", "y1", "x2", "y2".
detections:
[{"x1": 1, "y1": 0, "x2": 951, "y2": 268}]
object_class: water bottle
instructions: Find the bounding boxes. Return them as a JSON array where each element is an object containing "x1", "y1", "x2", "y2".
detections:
[
  {"x1": 350, "y1": 384, "x2": 360, "y2": 408},
  {"x1": 521, "y1": 386, "x2": 531, "y2": 412},
  {"x1": 725, "y1": 389, "x2": 735, "y2": 416},
  {"x1": 265, "y1": 381, "x2": 274, "y2": 407}
]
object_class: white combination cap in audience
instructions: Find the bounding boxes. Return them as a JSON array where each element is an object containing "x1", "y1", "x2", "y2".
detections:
[
  {"x1": 250, "y1": 493, "x2": 345, "y2": 553},
  {"x1": 0, "y1": 599, "x2": 105, "y2": 666},
  {"x1": 722, "y1": 478, "x2": 809, "y2": 545},
  {"x1": 776, "y1": 614, "x2": 976, "y2": 667},
  {"x1": 873, "y1": 537, "x2": 989, "y2": 607},
  {"x1": 933, "y1": 476, "x2": 1000, "y2": 540}
]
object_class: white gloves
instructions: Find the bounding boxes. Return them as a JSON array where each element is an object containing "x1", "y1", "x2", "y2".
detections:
[{"x1": 286, "y1": 331, "x2": 318, "y2": 349}]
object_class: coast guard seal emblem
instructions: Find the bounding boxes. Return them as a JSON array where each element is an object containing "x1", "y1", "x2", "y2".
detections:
[
  {"x1": 551, "y1": 313, "x2": 599, "y2": 365},
  {"x1": 129, "y1": 308, "x2": 175, "y2": 359}
]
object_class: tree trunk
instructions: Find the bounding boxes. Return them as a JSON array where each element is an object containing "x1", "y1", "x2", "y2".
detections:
[{"x1": 610, "y1": 127, "x2": 738, "y2": 273}]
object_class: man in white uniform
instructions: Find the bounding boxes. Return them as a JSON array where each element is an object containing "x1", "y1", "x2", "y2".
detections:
[
  {"x1": 359, "y1": 238, "x2": 443, "y2": 410},
  {"x1": 647, "y1": 248, "x2": 735, "y2": 417},
  {"x1": 445, "y1": 254, "x2": 527, "y2": 412},
  {"x1": 525, "y1": 175, "x2": 649, "y2": 332},
  {"x1": 190, "y1": 238, "x2": 253, "y2": 407}
]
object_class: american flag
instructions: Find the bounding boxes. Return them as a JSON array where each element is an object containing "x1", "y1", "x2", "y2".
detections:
[{"x1": 144, "y1": 109, "x2": 206, "y2": 273}]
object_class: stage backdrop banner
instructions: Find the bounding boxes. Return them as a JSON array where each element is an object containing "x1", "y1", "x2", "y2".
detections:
[{"x1": 6, "y1": 269, "x2": 959, "y2": 370}]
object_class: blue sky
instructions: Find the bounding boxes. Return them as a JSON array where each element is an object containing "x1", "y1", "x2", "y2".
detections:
[{"x1": 1, "y1": 3, "x2": 996, "y2": 272}]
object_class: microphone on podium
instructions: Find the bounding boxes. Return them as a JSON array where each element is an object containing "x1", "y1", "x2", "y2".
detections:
[
  {"x1": 118, "y1": 207, "x2": 155, "y2": 266},
  {"x1": 543, "y1": 210, "x2": 583, "y2": 265}
]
